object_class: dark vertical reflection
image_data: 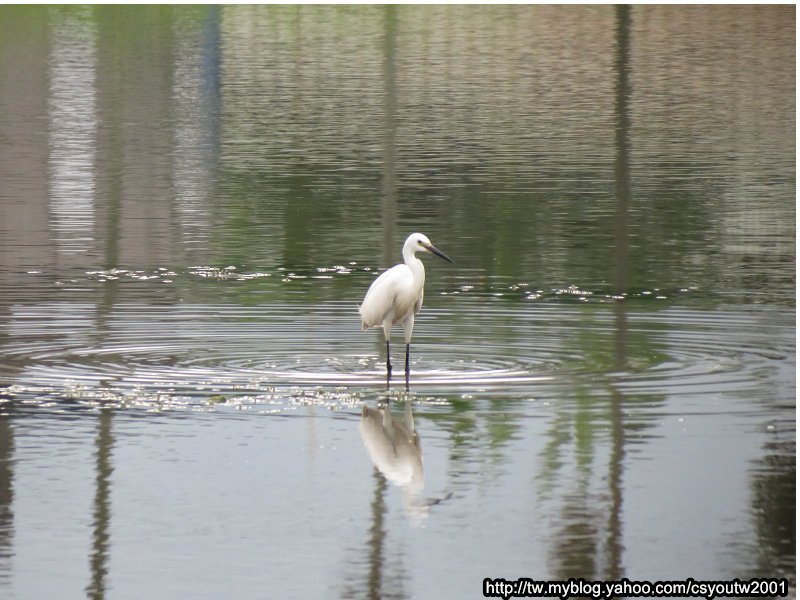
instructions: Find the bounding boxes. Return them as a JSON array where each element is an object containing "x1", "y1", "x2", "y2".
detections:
[
  {"x1": 366, "y1": 468, "x2": 388, "y2": 600},
  {"x1": 0, "y1": 415, "x2": 14, "y2": 584},
  {"x1": 552, "y1": 7, "x2": 634, "y2": 579},
  {"x1": 750, "y1": 434, "x2": 796, "y2": 581},
  {"x1": 92, "y1": 7, "x2": 121, "y2": 272},
  {"x1": 606, "y1": 384, "x2": 625, "y2": 580},
  {"x1": 88, "y1": 139, "x2": 120, "y2": 597},
  {"x1": 613, "y1": 4, "x2": 631, "y2": 300},
  {"x1": 553, "y1": 481, "x2": 598, "y2": 579},
  {"x1": 381, "y1": 6, "x2": 398, "y2": 265},
  {"x1": 607, "y1": 4, "x2": 632, "y2": 581},
  {"x1": 282, "y1": 8, "x2": 314, "y2": 268},
  {"x1": 86, "y1": 408, "x2": 114, "y2": 600},
  {"x1": 202, "y1": 7, "x2": 222, "y2": 147},
  {"x1": 92, "y1": 6, "x2": 181, "y2": 269}
]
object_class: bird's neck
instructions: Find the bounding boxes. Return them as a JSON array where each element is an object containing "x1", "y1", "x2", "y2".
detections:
[{"x1": 403, "y1": 251, "x2": 426, "y2": 286}]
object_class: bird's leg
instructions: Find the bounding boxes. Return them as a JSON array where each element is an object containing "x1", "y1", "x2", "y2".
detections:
[
  {"x1": 405, "y1": 343, "x2": 410, "y2": 390},
  {"x1": 403, "y1": 316, "x2": 415, "y2": 391},
  {"x1": 385, "y1": 340, "x2": 392, "y2": 388}
]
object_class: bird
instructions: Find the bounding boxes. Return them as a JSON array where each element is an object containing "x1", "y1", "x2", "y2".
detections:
[{"x1": 359, "y1": 232, "x2": 453, "y2": 388}]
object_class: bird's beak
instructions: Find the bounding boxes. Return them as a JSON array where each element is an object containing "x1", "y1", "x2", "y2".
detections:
[{"x1": 424, "y1": 243, "x2": 454, "y2": 263}]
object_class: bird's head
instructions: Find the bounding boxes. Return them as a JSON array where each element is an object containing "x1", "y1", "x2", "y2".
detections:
[{"x1": 405, "y1": 233, "x2": 454, "y2": 263}]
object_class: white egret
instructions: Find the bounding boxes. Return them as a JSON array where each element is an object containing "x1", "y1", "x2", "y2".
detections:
[{"x1": 359, "y1": 232, "x2": 454, "y2": 387}]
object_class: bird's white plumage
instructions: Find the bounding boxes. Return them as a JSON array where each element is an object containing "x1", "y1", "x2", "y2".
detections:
[
  {"x1": 360, "y1": 264, "x2": 422, "y2": 328},
  {"x1": 359, "y1": 232, "x2": 452, "y2": 385},
  {"x1": 359, "y1": 233, "x2": 430, "y2": 342}
]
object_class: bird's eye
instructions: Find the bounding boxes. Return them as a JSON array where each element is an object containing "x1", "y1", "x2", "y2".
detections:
[{"x1": 417, "y1": 240, "x2": 425, "y2": 245}]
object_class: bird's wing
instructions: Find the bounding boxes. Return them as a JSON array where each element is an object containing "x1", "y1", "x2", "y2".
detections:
[{"x1": 359, "y1": 264, "x2": 412, "y2": 328}]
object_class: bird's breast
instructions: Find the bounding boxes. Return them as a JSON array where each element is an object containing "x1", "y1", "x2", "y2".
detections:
[{"x1": 390, "y1": 281, "x2": 423, "y2": 324}]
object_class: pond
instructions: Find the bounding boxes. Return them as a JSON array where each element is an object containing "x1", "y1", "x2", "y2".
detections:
[{"x1": 0, "y1": 5, "x2": 795, "y2": 599}]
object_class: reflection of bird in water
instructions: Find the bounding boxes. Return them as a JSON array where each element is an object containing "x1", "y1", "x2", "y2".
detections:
[
  {"x1": 359, "y1": 402, "x2": 451, "y2": 525},
  {"x1": 359, "y1": 232, "x2": 454, "y2": 388}
]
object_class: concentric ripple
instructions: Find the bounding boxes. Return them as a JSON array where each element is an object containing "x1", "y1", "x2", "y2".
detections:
[{"x1": 0, "y1": 297, "x2": 793, "y2": 413}]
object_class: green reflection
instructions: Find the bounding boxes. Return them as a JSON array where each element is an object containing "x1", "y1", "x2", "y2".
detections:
[{"x1": 0, "y1": 4, "x2": 793, "y2": 593}]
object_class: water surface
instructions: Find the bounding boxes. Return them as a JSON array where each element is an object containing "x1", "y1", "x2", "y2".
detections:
[{"x1": 0, "y1": 5, "x2": 794, "y2": 599}]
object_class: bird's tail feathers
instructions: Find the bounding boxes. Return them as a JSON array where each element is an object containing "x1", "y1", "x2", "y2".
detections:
[{"x1": 357, "y1": 303, "x2": 369, "y2": 331}]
